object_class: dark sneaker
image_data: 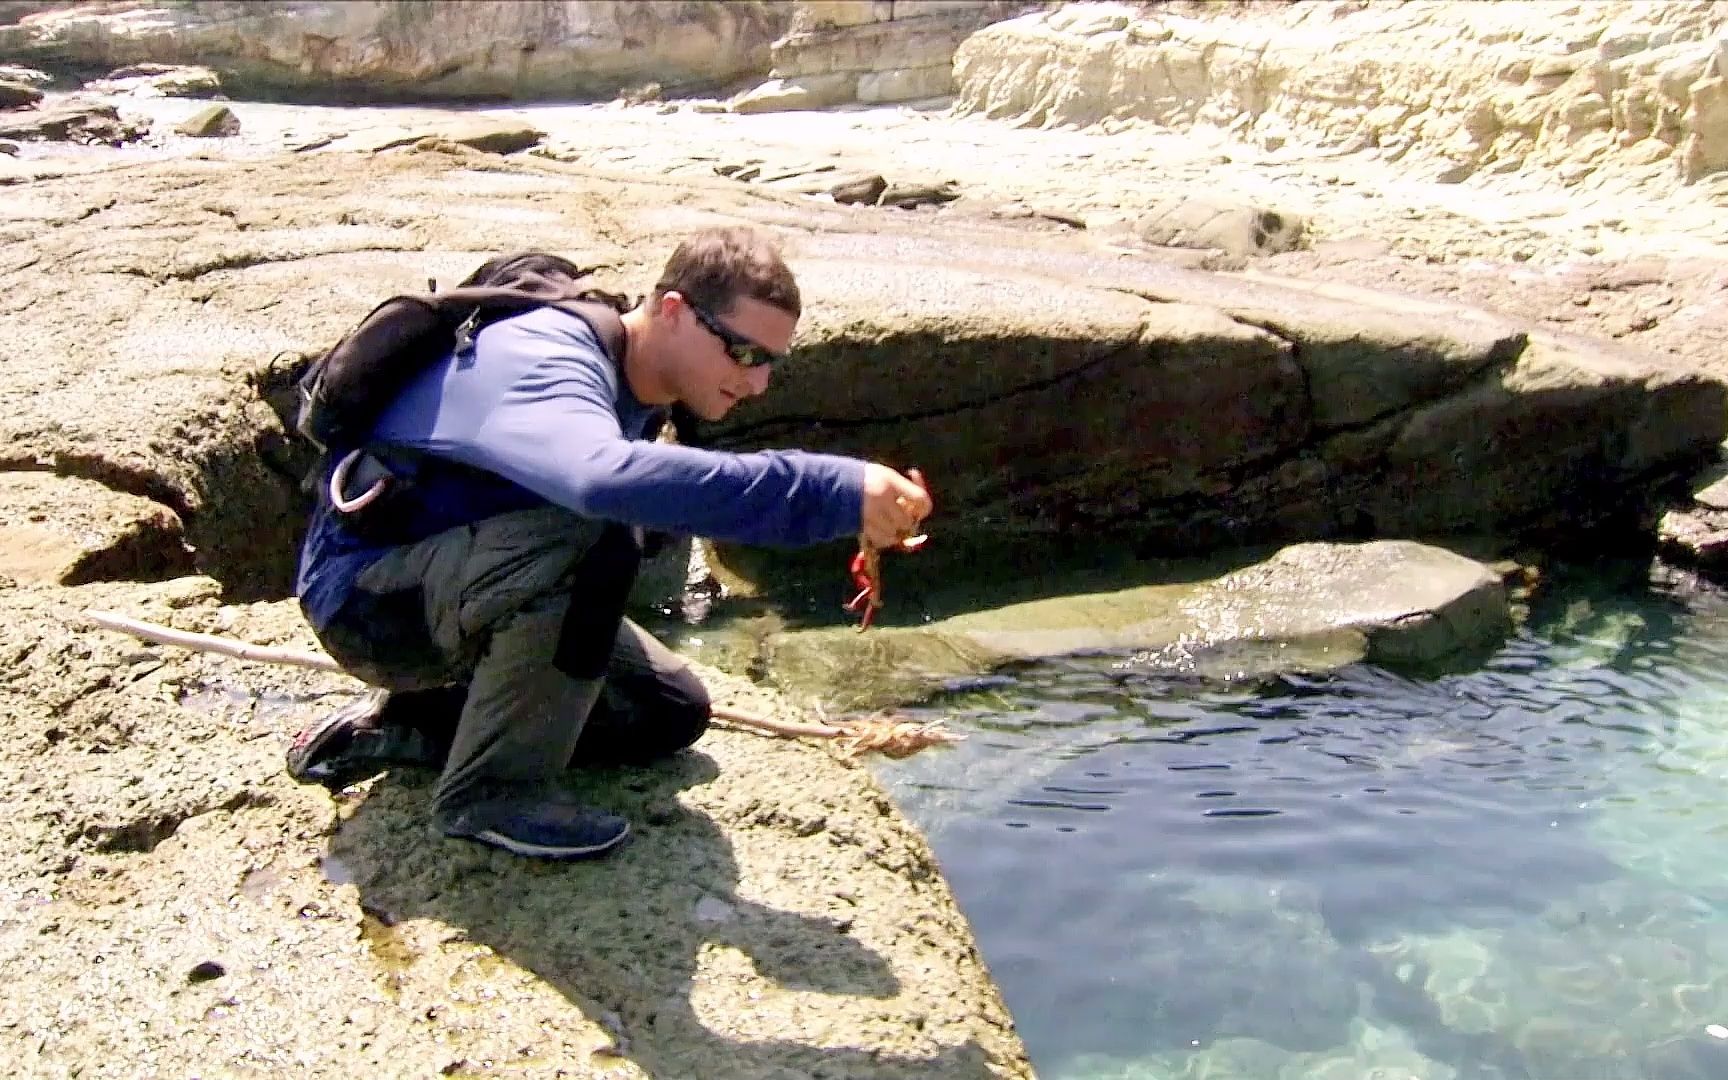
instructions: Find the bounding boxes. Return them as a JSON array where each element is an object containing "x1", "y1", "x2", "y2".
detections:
[
  {"x1": 286, "y1": 691, "x2": 441, "y2": 791},
  {"x1": 440, "y1": 797, "x2": 631, "y2": 861},
  {"x1": 287, "y1": 691, "x2": 386, "y2": 789}
]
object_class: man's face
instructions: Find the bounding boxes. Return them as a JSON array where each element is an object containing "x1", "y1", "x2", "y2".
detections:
[{"x1": 662, "y1": 292, "x2": 795, "y2": 421}]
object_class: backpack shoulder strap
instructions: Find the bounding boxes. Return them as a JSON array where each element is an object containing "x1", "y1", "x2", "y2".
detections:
[{"x1": 552, "y1": 300, "x2": 628, "y2": 368}]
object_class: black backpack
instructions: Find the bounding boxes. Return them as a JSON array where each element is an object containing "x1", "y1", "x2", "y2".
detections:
[
  {"x1": 295, "y1": 252, "x2": 632, "y2": 455},
  {"x1": 289, "y1": 252, "x2": 647, "y2": 547}
]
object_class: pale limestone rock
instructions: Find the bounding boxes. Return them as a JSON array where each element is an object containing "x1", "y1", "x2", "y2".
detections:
[
  {"x1": 773, "y1": 13, "x2": 972, "y2": 77},
  {"x1": 1690, "y1": 463, "x2": 1728, "y2": 510},
  {"x1": 1045, "y1": 2, "x2": 1132, "y2": 37},
  {"x1": 318, "y1": 117, "x2": 544, "y2": 155},
  {"x1": 0, "y1": 1, "x2": 789, "y2": 100},
  {"x1": 791, "y1": 0, "x2": 894, "y2": 33},
  {"x1": 952, "y1": 1, "x2": 1728, "y2": 191},
  {"x1": 856, "y1": 65, "x2": 952, "y2": 104},
  {"x1": 89, "y1": 62, "x2": 221, "y2": 98},
  {"x1": 1680, "y1": 74, "x2": 1728, "y2": 182},
  {"x1": 0, "y1": 64, "x2": 51, "y2": 86},
  {"x1": 1131, "y1": 196, "x2": 1307, "y2": 257},
  {"x1": 0, "y1": 99, "x2": 146, "y2": 144},
  {"x1": 1658, "y1": 460, "x2": 1728, "y2": 569},
  {"x1": 762, "y1": 1, "x2": 1020, "y2": 107}
]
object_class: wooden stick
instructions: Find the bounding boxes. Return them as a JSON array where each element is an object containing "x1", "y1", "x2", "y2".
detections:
[
  {"x1": 708, "y1": 711, "x2": 845, "y2": 738},
  {"x1": 75, "y1": 608, "x2": 903, "y2": 746},
  {"x1": 83, "y1": 609, "x2": 341, "y2": 671}
]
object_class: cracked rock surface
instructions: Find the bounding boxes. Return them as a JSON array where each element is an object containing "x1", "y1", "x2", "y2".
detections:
[{"x1": 0, "y1": 579, "x2": 1028, "y2": 1079}]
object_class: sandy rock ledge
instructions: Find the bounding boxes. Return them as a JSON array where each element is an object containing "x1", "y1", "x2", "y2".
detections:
[{"x1": 0, "y1": 577, "x2": 1032, "y2": 1078}]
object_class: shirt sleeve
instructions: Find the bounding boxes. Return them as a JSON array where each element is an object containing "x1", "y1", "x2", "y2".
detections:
[{"x1": 441, "y1": 307, "x2": 865, "y2": 547}]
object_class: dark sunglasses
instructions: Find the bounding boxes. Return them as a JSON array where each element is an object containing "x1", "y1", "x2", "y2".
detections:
[{"x1": 690, "y1": 303, "x2": 785, "y2": 368}]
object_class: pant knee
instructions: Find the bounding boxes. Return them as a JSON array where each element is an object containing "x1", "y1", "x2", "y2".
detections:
[
  {"x1": 658, "y1": 665, "x2": 712, "y2": 753},
  {"x1": 574, "y1": 664, "x2": 710, "y2": 767}
]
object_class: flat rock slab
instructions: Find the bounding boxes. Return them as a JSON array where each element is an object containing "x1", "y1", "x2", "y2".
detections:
[
  {"x1": 1130, "y1": 194, "x2": 1308, "y2": 256},
  {"x1": 0, "y1": 100, "x2": 147, "y2": 144},
  {"x1": 1179, "y1": 540, "x2": 1511, "y2": 668},
  {"x1": 3, "y1": 148, "x2": 1717, "y2": 581},
  {"x1": 317, "y1": 118, "x2": 546, "y2": 155},
  {"x1": 0, "y1": 579, "x2": 1031, "y2": 1079},
  {"x1": 760, "y1": 539, "x2": 1510, "y2": 711}
]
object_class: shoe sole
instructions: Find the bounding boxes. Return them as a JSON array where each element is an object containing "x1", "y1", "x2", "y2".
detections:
[
  {"x1": 452, "y1": 822, "x2": 632, "y2": 861},
  {"x1": 285, "y1": 696, "x2": 383, "y2": 790}
]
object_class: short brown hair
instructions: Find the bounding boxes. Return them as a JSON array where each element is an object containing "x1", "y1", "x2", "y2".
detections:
[{"x1": 652, "y1": 226, "x2": 801, "y2": 317}]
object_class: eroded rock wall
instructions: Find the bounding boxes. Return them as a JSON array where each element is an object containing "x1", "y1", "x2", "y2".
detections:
[
  {"x1": 0, "y1": 1, "x2": 789, "y2": 100},
  {"x1": 3, "y1": 146, "x2": 1717, "y2": 594},
  {"x1": 955, "y1": 1, "x2": 1728, "y2": 189},
  {"x1": 745, "y1": 0, "x2": 1033, "y2": 110}
]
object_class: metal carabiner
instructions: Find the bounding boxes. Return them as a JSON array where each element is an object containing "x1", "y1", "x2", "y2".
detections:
[{"x1": 328, "y1": 448, "x2": 390, "y2": 514}]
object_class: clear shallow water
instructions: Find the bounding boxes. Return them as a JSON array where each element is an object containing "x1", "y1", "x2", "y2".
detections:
[{"x1": 867, "y1": 561, "x2": 1728, "y2": 1080}]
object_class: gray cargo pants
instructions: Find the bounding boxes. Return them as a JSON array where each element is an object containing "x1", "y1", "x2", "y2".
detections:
[{"x1": 319, "y1": 506, "x2": 709, "y2": 828}]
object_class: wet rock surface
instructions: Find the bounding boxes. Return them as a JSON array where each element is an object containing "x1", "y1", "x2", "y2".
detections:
[{"x1": 757, "y1": 540, "x2": 1512, "y2": 712}]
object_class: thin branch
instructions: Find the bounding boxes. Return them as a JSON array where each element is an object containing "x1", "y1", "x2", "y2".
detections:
[
  {"x1": 75, "y1": 608, "x2": 958, "y2": 754},
  {"x1": 82, "y1": 609, "x2": 341, "y2": 671}
]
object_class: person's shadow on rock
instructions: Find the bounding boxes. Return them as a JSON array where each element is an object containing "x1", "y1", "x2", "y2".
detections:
[{"x1": 327, "y1": 750, "x2": 1001, "y2": 1079}]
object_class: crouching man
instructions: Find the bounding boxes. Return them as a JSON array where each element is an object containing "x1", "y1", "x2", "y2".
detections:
[{"x1": 286, "y1": 226, "x2": 930, "y2": 860}]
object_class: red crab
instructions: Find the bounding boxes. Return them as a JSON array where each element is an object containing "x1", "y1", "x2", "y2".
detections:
[{"x1": 843, "y1": 468, "x2": 930, "y2": 631}]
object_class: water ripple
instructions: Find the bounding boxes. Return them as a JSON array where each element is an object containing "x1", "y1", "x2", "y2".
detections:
[{"x1": 879, "y1": 562, "x2": 1728, "y2": 1080}]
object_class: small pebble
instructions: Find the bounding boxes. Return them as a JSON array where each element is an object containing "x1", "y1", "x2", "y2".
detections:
[{"x1": 187, "y1": 960, "x2": 226, "y2": 983}]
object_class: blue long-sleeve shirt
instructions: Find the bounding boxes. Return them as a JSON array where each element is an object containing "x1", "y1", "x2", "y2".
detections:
[{"x1": 296, "y1": 304, "x2": 865, "y2": 629}]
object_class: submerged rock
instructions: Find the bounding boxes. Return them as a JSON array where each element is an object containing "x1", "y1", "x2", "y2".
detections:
[
  {"x1": 1187, "y1": 540, "x2": 1510, "y2": 669},
  {"x1": 760, "y1": 540, "x2": 1510, "y2": 711},
  {"x1": 1657, "y1": 458, "x2": 1728, "y2": 570}
]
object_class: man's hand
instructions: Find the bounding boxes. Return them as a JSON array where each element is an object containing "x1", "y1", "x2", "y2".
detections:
[{"x1": 860, "y1": 464, "x2": 932, "y2": 550}]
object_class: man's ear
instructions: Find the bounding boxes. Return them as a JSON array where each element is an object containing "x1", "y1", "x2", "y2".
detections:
[{"x1": 656, "y1": 290, "x2": 685, "y2": 320}]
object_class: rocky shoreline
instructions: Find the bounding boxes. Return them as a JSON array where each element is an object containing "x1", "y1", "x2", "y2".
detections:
[{"x1": 4, "y1": 2, "x2": 1728, "y2": 1076}]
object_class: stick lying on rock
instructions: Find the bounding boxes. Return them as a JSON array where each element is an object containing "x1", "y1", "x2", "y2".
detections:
[{"x1": 78, "y1": 609, "x2": 963, "y2": 759}]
